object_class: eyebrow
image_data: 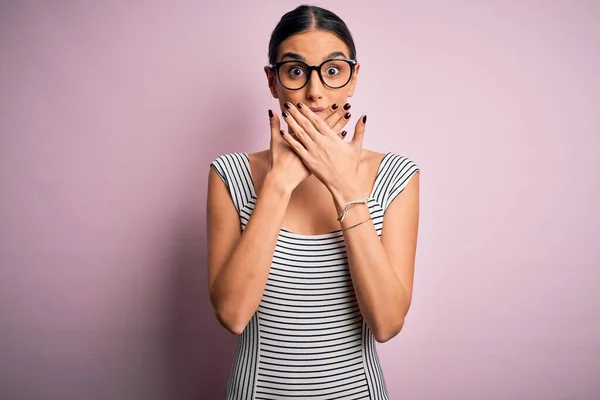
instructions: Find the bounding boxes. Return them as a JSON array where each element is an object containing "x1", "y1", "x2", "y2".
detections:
[{"x1": 280, "y1": 51, "x2": 347, "y2": 62}]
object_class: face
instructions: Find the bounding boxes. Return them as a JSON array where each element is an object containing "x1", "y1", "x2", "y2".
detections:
[{"x1": 264, "y1": 29, "x2": 360, "y2": 116}]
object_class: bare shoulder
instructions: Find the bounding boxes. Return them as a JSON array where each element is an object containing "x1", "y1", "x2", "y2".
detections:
[
  {"x1": 361, "y1": 148, "x2": 386, "y2": 165},
  {"x1": 360, "y1": 148, "x2": 387, "y2": 178},
  {"x1": 247, "y1": 150, "x2": 270, "y2": 170}
]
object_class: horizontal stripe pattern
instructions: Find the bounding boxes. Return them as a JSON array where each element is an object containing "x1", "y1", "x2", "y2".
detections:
[
  {"x1": 256, "y1": 229, "x2": 371, "y2": 400},
  {"x1": 210, "y1": 152, "x2": 419, "y2": 399}
]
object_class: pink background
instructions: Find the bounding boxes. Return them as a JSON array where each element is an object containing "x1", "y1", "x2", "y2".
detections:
[{"x1": 1, "y1": 1, "x2": 599, "y2": 399}]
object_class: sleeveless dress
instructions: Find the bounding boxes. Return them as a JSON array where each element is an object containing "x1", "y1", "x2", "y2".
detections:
[{"x1": 210, "y1": 152, "x2": 419, "y2": 400}]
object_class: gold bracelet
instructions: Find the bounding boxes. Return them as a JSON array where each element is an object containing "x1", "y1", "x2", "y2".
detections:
[{"x1": 341, "y1": 217, "x2": 372, "y2": 232}]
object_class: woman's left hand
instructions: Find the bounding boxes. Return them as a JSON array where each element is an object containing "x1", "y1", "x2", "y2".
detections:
[{"x1": 280, "y1": 101, "x2": 367, "y2": 203}]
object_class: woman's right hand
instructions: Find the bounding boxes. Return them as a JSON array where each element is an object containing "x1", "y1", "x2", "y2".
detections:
[
  {"x1": 267, "y1": 109, "x2": 311, "y2": 193},
  {"x1": 267, "y1": 103, "x2": 353, "y2": 193}
]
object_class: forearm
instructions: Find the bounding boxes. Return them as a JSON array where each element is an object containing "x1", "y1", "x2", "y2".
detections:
[
  {"x1": 332, "y1": 189, "x2": 410, "y2": 342},
  {"x1": 211, "y1": 173, "x2": 291, "y2": 334}
]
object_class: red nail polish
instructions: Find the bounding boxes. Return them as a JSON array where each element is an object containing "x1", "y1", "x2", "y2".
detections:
[
  {"x1": 297, "y1": 103, "x2": 303, "y2": 109},
  {"x1": 332, "y1": 104, "x2": 339, "y2": 110},
  {"x1": 341, "y1": 130, "x2": 347, "y2": 137},
  {"x1": 280, "y1": 129, "x2": 285, "y2": 135},
  {"x1": 343, "y1": 103, "x2": 351, "y2": 110},
  {"x1": 362, "y1": 115, "x2": 367, "y2": 124},
  {"x1": 344, "y1": 112, "x2": 351, "y2": 119},
  {"x1": 282, "y1": 111, "x2": 289, "y2": 118},
  {"x1": 268, "y1": 109, "x2": 273, "y2": 118},
  {"x1": 284, "y1": 102, "x2": 291, "y2": 109}
]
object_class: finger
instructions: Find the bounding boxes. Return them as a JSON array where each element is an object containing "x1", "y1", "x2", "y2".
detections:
[
  {"x1": 321, "y1": 103, "x2": 340, "y2": 127},
  {"x1": 330, "y1": 110, "x2": 353, "y2": 135},
  {"x1": 289, "y1": 102, "x2": 328, "y2": 140},
  {"x1": 268, "y1": 108, "x2": 281, "y2": 142},
  {"x1": 282, "y1": 108, "x2": 315, "y2": 149},
  {"x1": 323, "y1": 102, "x2": 350, "y2": 127},
  {"x1": 351, "y1": 114, "x2": 367, "y2": 148},
  {"x1": 280, "y1": 128, "x2": 311, "y2": 160}
]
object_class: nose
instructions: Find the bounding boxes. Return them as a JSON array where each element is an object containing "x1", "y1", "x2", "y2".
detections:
[{"x1": 305, "y1": 69, "x2": 325, "y2": 101}]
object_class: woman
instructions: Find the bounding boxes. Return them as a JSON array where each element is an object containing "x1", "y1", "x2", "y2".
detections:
[{"x1": 207, "y1": 5, "x2": 420, "y2": 399}]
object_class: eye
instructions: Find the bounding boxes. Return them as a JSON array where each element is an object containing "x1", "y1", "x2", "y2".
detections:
[
  {"x1": 325, "y1": 66, "x2": 341, "y2": 76},
  {"x1": 289, "y1": 66, "x2": 305, "y2": 76}
]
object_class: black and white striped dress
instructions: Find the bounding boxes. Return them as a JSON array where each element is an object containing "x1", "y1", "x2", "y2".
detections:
[{"x1": 210, "y1": 152, "x2": 419, "y2": 400}]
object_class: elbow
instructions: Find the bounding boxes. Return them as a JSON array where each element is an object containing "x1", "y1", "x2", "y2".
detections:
[
  {"x1": 374, "y1": 319, "x2": 405, "y2": 343},
  {"x1": 210, "y1": 292, "x2": 247, "y2": 335},
  {"x1": 375, "y1": 296, "x2": 412, "y2": 343},
  {"x1": 214, "y1": 307, "x2": 247, "y2": 335}
]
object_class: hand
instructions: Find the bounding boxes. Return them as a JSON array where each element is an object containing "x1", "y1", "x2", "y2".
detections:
[
  {"x1": 267, "y1": 109, "x2": 310, "y2": 193},
  {"x1": 289, "y1": 102, "x2": 353, "y2": 140},
  {"x1": 279, "y1": 102, "x2": 367, "y2": 200},
  {"x1": 267, "y1": 103, "x2": 353, "y2": 194}
]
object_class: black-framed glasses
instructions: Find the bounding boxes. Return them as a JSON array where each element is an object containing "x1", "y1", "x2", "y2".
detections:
[{"x1": 269, "y1": 58, "x2": 357, "y2": 90}]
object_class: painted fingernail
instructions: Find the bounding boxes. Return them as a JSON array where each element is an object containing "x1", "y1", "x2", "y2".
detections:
[
  {"x1": 268, "y1": 109, "x2": 273, "y2": 118},
  {"x1": 280, "y1": 129, "x2": 285, "y2": 135},
  {"x1": 284, "y1": 102, "x2": 291, "y2": 109},
  {"x1": 362, "y1": 115, "x2": 367, "y2": 124},
  {"x1": 332, "y1": 104, "x2": 339, "y2": 110},
  {"x1": 341, "y1": 130, "x2": 347, "y2": 137},
  {"x1": 297, "y1": 103, "x2": 303, "y2": 109},
  {"x1": 344, "y1": 112, "x2": 351, "y2": 119},
  {"x1": 343, "y1": 103, "x2": 351, "y2": 110},
  {"x1": 282, "y1": 111, "x2": 289, "y2": 118}
]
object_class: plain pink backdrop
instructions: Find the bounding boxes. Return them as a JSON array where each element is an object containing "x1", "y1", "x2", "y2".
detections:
[{"x1": 1, "y1": 1, "x2": 599, "y2": 399}]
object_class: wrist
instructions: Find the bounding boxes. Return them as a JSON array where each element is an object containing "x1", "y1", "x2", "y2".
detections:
[
  {"x1": 263, "y1": 171, "x2": 294, "y2": 198},
  {"x1": 329, "y1": 184, "x2": 365, "y2": 214}
]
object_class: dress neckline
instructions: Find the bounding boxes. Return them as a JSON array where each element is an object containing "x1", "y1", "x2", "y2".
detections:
[{"x1": 242, "y1": 151, "x2": 391, "y2": 238}]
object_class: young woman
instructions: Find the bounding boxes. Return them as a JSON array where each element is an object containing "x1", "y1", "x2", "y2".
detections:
[{"x1": 207, "y1": 5, "x2": 420, "y2": 399}]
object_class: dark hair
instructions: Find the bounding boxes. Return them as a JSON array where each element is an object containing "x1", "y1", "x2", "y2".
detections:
[{"x1": 268, "y1": 5, "x2": 357, "y2": 65}]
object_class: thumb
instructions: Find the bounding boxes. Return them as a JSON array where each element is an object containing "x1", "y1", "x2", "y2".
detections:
[{"x1": 351, "y1": 114, "x2": 367, "y2": 147}]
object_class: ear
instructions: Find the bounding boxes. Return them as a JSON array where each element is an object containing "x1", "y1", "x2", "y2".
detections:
[
  {"x1": 264, "y1": 66, "x2": 279, "y2": 99},
  {"x1": 346, "y1": 62, "x2": 360, "y2": 98}
]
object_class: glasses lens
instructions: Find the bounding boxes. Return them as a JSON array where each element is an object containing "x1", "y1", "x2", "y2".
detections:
[
  {"x1": 277, "y1": 60, "x2": 353, "y2": 89},
  {"x1": 321, "y1": 60, "x2": 352, "y2": 88},
  {"x1": 278, "y1": 62, "x2": 309, "y2": 90}
]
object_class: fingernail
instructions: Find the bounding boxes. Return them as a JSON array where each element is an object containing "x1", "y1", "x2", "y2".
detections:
[
  {"x1": 296, "y1": 103, "x2": 303, "y2": 109},
  {"x1": 331, "y1": 104, "x2": 339, "y2": 110},
  {"x1": 282, "y1": 111, "x2": 289, "y2": 118},
  {"x1": 268, "y1": 109, "x2": 273, "y2": 118},
  {"x1": 343, "y1": 103, "x2": 351, "y2": 110},
  {"x1": 341, "y1": 130, "x2": 347, "y2": 137},
  {"x1": 344, "y1": 112, "x2": 351, "y2": 119},
  {"x1": 284, "y1": 102, "x2": 291, "y2": 109},
  {"x1": 362, "y1": 115, "x2": 367, "y2": 124},
  {"x1": 280, "y1": 129, "x2": 285, "y2": 135}
]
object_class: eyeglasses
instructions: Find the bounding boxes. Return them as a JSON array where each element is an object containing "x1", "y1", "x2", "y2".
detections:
[{"x1": 269, "y1": 58, "x2": 357, "y2": 90}]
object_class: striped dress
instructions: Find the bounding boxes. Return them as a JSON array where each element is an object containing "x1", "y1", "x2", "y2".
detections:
[{"x1": 210, "y1": 152, "x2": 419, "y2": 400}]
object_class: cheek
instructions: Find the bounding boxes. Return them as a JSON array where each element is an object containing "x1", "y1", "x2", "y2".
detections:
[
  {"x1": 277, "y1": 92, "x2": 300, "y2": 106},
  {"x1": 333, "y1": 93, "x2": 349, "y2": 104}
]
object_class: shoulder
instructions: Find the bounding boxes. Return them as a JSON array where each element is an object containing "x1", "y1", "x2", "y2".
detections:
[
  {"x1": 361, "y1": 149, "x2": 386, "y2": 164},
  {"x1": 384, "y1": 151, "x2": 419, "y2": 168},
  {"x1": 247, "y1": 150, "x2": 270, "y2": 171},
  {"x1": 210, "y1": 151, "x2": 247, "y2": 166},
  {"x1": 208, "y1": 152, "x2": 251, "y2": 189},
  {"x1": 363, "y1": 149, "x2": 419, "y2": 211},
  {"x1": 361, "y1": 149, "x2": 420, "y2": 176},
  {"x1": 381, "y1": 152, "x2": 420, "y2": 178},
  {"x1": 210, "y1": 151, "x2": 249, "y2": 172}
]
